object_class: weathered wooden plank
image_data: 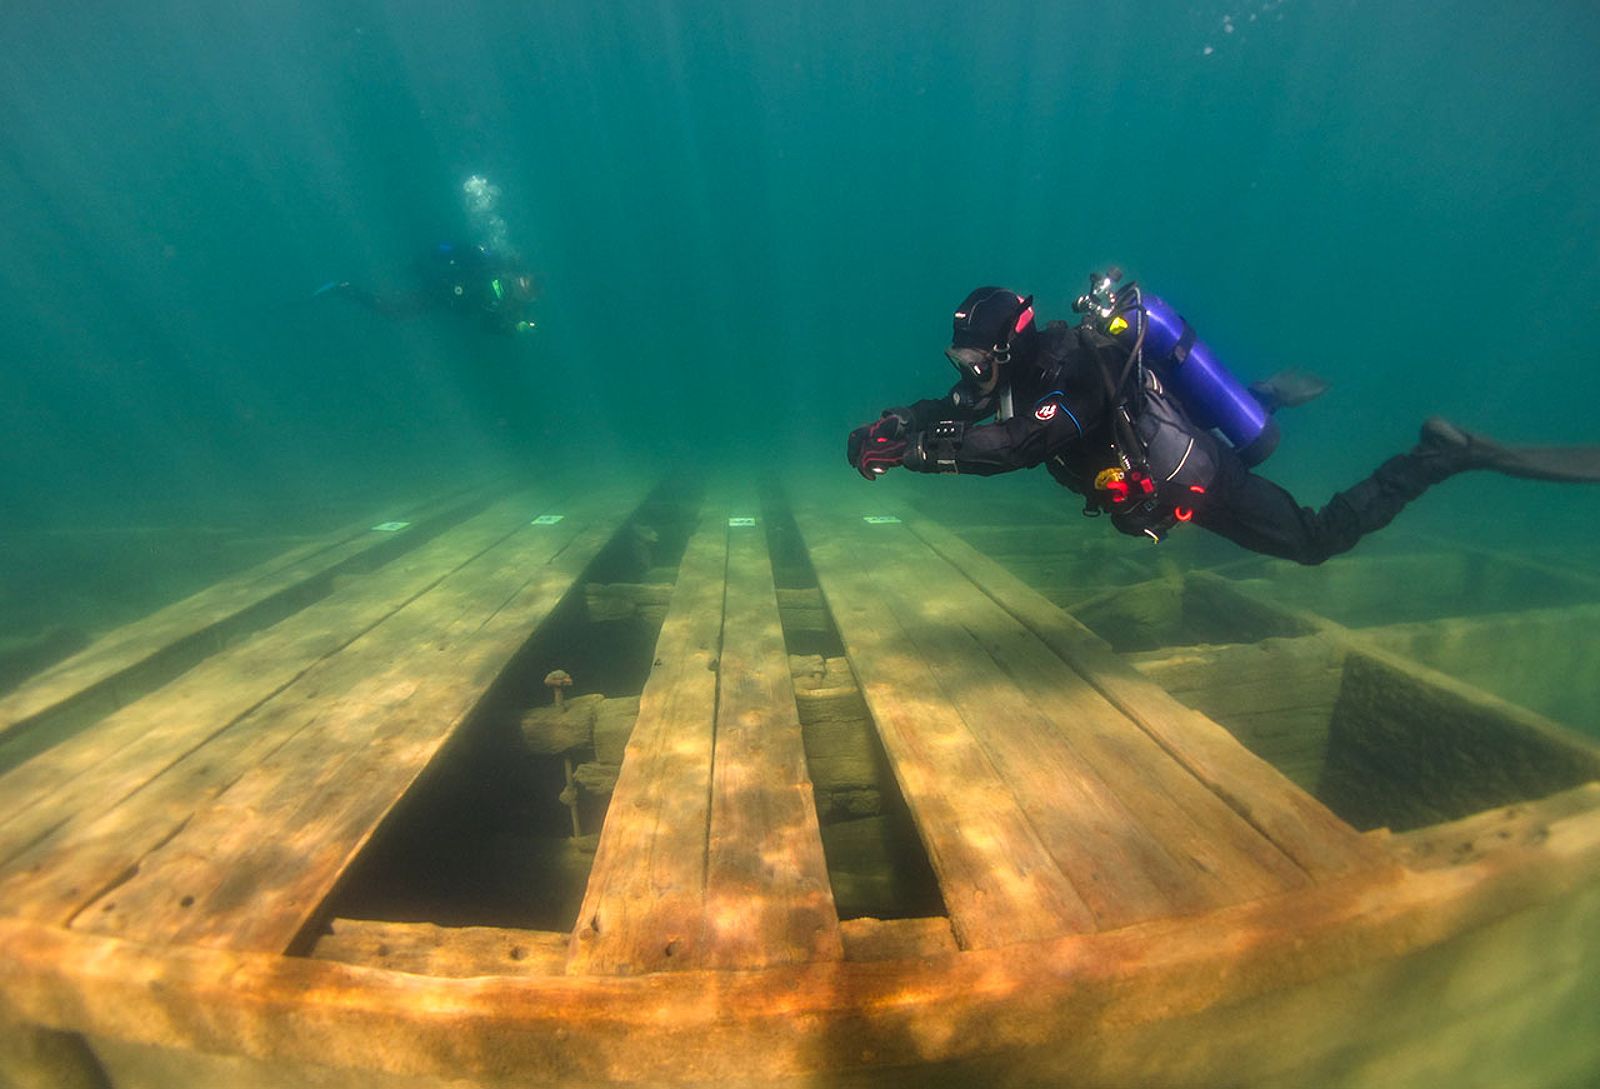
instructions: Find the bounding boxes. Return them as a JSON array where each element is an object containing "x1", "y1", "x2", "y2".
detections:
[
  {"x1": 838, "y1": 916, "x2": 958, "y2": 962},
  {"x1": 1166, "y1": 570, "x2": 1600, "y2": 826},
  {"x1": 0, "y1": 490, "x2": 548, "y2": 870},
  {"x1": 0, "y1": 491, "x2": 559, "y2": 917},
  {"x1": 857, "y1": 517, "x2": 1306, "y2": 925},
  {"x1": 795, "y1": 507, "x2": 1097, "y2": 948},
  {"x1": 702, "y1": 517, "x2": 842, "y2": 969},
  {"x1": 1128, "y1": 637, "x2": 1346, "y2": 722},
  {"x1": 311, "y1": 918, "x2": 569, "y2": 977},
  {"x1": 1361, "y1": 604, "x2": 1600, "y2": 729},
  {"x1": 568, "y1": 509, "x2": 727, "y2": 975},
  {"x1": 791, "y1": 658, "x2": 884, "y2": 820},
  {"x1": 1393, "y1": 782, "x2": 1600, "y2": 870},
  {"x1": 899, "y1": 514, "x2": 1391, "y2": 879},
  {"x1": 0, "y1": 484, "x2": 488, "y2": 744},
  {"x1": 1123, "y1": 661, "x2": 1336, "y2": 789},
  {"x1": 67, "y1": 488, "x2": 645, "y2": 953},
  {"x1": 0, "y1": 792, "x2": 1596, "y2": 1089}
]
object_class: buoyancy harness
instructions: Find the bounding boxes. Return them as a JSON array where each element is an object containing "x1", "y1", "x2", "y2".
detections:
[{"x1": 1072, "y1": 270, "x2": 1228, "y2": 541}]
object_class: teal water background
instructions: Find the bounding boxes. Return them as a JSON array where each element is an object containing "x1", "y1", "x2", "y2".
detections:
[{"x1": 4, "y1": 0, "x2": 1597, "y2": 541}]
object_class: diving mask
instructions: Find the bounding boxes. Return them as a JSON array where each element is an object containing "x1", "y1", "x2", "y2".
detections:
[{"x1": 945, "y1": 345, "x2": 1005, "y2": 393}]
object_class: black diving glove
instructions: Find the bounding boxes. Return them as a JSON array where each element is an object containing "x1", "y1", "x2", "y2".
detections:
[{"x1": 847, "y1": 409, "x2": 913, "y2": 481}]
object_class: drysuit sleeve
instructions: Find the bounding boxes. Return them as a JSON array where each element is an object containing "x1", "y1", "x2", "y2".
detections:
[
  {"x1": 900, "y1": 381, "x2": 999, "y2": 429},
  {"x1": 902, "y1": 390, "x2": 1090, "y2": 476}
]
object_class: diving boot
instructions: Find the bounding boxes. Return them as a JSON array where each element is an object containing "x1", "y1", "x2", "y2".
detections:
[{"x1": 1417, "y1": 417, "x2": 1600, "y2": 483}]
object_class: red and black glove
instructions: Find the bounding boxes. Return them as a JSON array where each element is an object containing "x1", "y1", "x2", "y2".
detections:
[{"x1": 846, "y1": 410, "x2": 912, "y2": 481}]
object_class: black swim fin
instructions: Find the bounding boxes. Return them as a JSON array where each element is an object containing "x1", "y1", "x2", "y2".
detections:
[
  {"x1": 1419, "y1": 417, "x2": 1600, "y2": 483},
  {"x1": 1250, "y1": 369, "x2": 1330, "y2": 413}
]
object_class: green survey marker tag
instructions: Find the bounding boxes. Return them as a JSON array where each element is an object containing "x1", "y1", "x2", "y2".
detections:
[
  {"x1": 370, "y1": 521, "x2": 411, "y2": 532},
  {"x1": 728, "y1": 517, "x2": 757, "y2": 527},
  {"x1": 863, "y1": 515, "x2": 901, "y2": 525},
  {"x1": 531, "y1": 515, "x2": 564, "y2": 525}
]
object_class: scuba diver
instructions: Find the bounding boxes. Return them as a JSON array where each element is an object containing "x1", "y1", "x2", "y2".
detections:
[
  {"x1": 846, "y1": 271, "x2": 1600, "y2": 564},
  {"x1": 316, "y1": 241, "x2": 538, "y2": 337}
]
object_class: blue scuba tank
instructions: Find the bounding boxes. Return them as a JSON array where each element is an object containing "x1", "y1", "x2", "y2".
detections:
[{"x1": 1104, "y1": 289, "x2": 1280, "y2": 467}]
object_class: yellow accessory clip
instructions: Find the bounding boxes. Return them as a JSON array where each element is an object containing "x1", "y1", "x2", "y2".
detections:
[
  {"x1": 1094, "y1": 466, "x2": 1125, "y2": 490},
  {"x1": 1107, "y1": 315, "x2": 1129, "y2": 335}
]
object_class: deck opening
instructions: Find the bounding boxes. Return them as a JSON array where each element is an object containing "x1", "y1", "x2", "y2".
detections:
[
  {"x1": 317, "y1": 493, "x2": 698, "y2": 932},
  {"x1": 1068, "y1": 573, "x2": 1313, "y2": 653},
  {"x1": 764, "y1": 501, "x2": 945, "y2": 921},
  {"x1": 1218, "y1": 549, "x2": 1600, "y2": 628},
  {"x1": 1124, "y1": 570, "x2": 1600, "y2": 834}
]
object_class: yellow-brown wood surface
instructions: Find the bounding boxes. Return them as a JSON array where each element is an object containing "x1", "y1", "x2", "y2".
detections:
[
  {"x1": 0, "y1": 789, "x2": 1595, "y2": 1088},
  {"x1": 67, "y1": 487, "x2": 645, "y2": 954},
  {"x1": 797, "y1": 503, "x2": 1314, "y2": 942},
  {"x1": 0, "y1": 489, "x2": 643, "y2": 951},
  {"x1": 796, "y1": 506, "x2": 1098, "y2": 947},
  {"x1": 0, "y1": 491, "x2": 550, "y2": 896},
  {"x1": 900, "y1": 511, "x2": 1391, "y2": 879},
  {"x1": 702, "y1": 514, "x2": 842, "y2": 969},
  {"x1": 568, "y1": 509, "x2": 728, "y2": 975},
  {"x1": 571, "y1": 502, "x2": 843, "y2": 974},
  {"x1": 0, "y1": 484, "x2": 488, "y2": 741}
]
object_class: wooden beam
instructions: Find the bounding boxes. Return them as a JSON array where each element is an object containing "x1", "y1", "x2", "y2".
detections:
[
  {"x1": 806, "y1": 508, "x2": 1307, "y2": 934},
  {"x1": 0, "y1": 484, "x2": 490, "y2": 746},
  {"x1": 900, "y1": 515, "x2": 1389, "y2": 880},
  {"x1": 568, "y1": 509, "x2": 727, "y2": 975},
  {"x1": 886, "y1": 552, "x2": 1307, "y2": 905},
  {"x1": 838, "y1": 916, "x2": 957, "y2": 962},
  {"x1": 1128, "y1": 636, "x2": 1347, "y2": 790},
  {"x1": 311, "y1": 919, "x2": 569, "y2": 977},
  {"x1": 702, "y1": 515, "x2": 842, "y2": 969},
  {"x1": 0, "y1": 490, "x2": 550, "y2": 879},
  {"x1": 1, "y1": 803, "x2": 1592, "y2": 1088},
  {"x1": 1359, "y1": 603, "x2": 1600, "y2": 728},
  {"x1": 795, "y1": 507, "x2": 1097, "y2": 947},
  {"x1": 61, "y1": 488, "x2": 645, "y2": 953},
  {"x1": 0, "y1": 1018, "x2": 107, "y2": 1089}
]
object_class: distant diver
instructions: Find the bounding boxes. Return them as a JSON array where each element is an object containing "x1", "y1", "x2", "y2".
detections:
[
  {"x1": 315, "y1": 241, "x2": 538, "y2": 337},
  {"x1": 317, "y1": 175, "x2": 537, "y2": 337},
  {"x1": 846, "y1": 270, "x2": 1600, "y2": 563}
]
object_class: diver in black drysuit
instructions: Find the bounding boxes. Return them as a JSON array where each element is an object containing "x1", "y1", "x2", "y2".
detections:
[
  {"x1": 847, "y1": 285, "x2": 1600, "y2": 565},
  {"x1": 318, "y1": 242, "x2": 538, "y2": 337}
]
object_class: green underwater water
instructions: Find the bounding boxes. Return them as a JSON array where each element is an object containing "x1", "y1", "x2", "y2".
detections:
[
  {"x1": 2, "y1": 1, "x2": 1598, "y2": 535},
  {"x1": 1, "y1": 2, "x2": 1599, "y2": 1085}
]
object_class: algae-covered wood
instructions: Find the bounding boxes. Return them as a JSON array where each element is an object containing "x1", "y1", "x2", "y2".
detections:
[
  {"x1": 798, "y1": 506, "x2": 1097, "y2": 946},
  {"x1": 572, "y1": 503, "x2": 842, "y2": 974},
  {"x1": 799, "y1": 503, "x2": 1314, "y2": 940},
  {"x1": 2, "y1": 480, "x2": 1598, "y2": 1089},
  {"x1": 901, "y1": 511, "x2": 1390, "y2": 879},
  {"x1": 0, "y1": 488, "x2": 644, "y2": 953},
  {"x1": 1, "y1": 783, "x2": 1596, "y2": 1088},
  {"x1": 703, "y1": 515, "x2": 841, "y2": 969},
  {"x1": 0, "y1": 490, "x2": 552, "y2": 894},
  {"x1": 569, "y1": 509, "x2": 727, "y2": 974},
  {"x1": 71, "y1": 487, "x2": 645, "y2": 953},
  {"x1": 0, "y1": 484, "x2": 489, "y2": 744}
]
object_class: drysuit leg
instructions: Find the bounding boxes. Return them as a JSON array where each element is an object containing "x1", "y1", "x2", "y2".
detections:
[{"x1": 1196, "y1": 443, "x2": 1450, "y2": 566}]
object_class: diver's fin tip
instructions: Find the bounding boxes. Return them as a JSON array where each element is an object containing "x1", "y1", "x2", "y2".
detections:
[{"x1": 1421, "y1": 417, "x2": 1600, "y2": 483}]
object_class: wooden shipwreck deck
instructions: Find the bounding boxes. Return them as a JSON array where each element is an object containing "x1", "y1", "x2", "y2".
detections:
[{"x1": 1, "y1": 475, "x2": 1598, "y2": 1089}]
